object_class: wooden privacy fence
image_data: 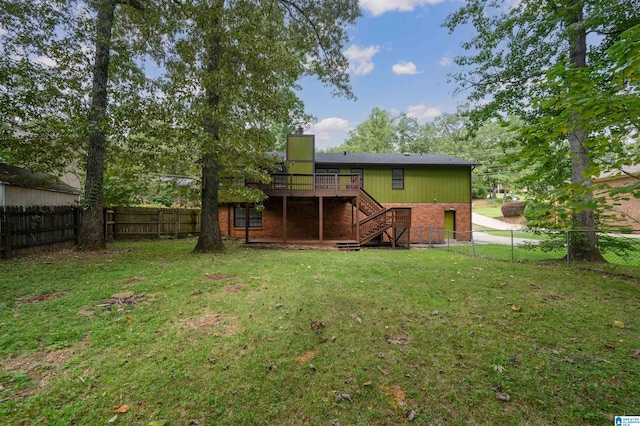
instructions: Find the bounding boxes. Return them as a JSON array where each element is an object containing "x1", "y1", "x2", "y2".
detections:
[
  {"x1": 1, "y1": 206, "x2": 201, "y2": 258},
  {"x1": 108, "y1": 207, "x2": 200, "y2": 240},
  {"x1": 0, "y1": 206, "x2": 80, "y2": 258}
]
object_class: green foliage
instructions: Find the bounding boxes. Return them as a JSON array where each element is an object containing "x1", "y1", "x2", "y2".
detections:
[{"x1": 445, "y1": 0, "x2": 640, "y2": 238}]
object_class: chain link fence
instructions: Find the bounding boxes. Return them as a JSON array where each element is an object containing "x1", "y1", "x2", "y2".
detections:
[{"x1": 411, "y1": 226, "x2": 640, "y2": 273}]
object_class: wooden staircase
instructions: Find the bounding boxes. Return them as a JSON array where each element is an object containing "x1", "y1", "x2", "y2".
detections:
[{"x1": 353, "y1": 188, "x2": 411, "y2": 247}]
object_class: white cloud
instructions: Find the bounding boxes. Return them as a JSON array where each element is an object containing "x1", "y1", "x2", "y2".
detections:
[
  {"x1": 34, "y1": 55, "x2": 57, "y2": 67},
  {"x1": 311, "y1": 117, "x2": 351, "y2": 140},
  {"x1": 392, "y1": 61, "x2": 420, "y2": 75},
  {"x1": 344, "y1": 44, "x2": 380, "y2": 76},
  {"x1": 406, "y1": 104, "x2": 442, "y2": 121},
  {"x1": 439, "y1": 56, "x2": 452, "y2": 67},
  {"x1": 360, "y1": 0, "x2": 444, "y2": 17}
]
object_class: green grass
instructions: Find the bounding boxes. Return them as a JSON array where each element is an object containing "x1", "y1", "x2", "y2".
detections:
[{"x1": 1, "y1": 240, "x2": 639, "y2": 425}]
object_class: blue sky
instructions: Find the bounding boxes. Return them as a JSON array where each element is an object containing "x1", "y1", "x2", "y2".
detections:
[{"x1": 299, "y1": 0, "x2": 477, "y2": 150}]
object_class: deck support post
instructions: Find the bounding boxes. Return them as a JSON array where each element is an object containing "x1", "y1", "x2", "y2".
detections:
[
  {"x1": 319, "y1": 196, "x2": 323, "y2": 242},
  {"x1": 245, "y1": 202, "x2": 249, "y2": 243},
  {"x1": 355, "y1": 195, "x2": 360, "y2": 243},
  {"x1": 282, "y1": 196, "x2": 287, "y2": 243}
]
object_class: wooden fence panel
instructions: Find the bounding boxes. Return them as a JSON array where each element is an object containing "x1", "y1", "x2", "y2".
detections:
[
  {"x1": 0, "y1": 206, "x2": 202, "y2": 258},
  {"x1": 111, "y1": 207, "x2": 201, "y2": 240},
  {"x1": 1, "y1": 206, "x2": 78, "y2": 258}
]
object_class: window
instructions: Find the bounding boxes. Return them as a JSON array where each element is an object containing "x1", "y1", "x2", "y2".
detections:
[
  {"x1": 392, "y1": 169, "x2": 404, "y2": 190},
  {"x1": 234, "y1": 205, "x2": 262, "y2": 228},
  {"x1": 316, "y1": 168, "x2": 340, "y2": 174}
]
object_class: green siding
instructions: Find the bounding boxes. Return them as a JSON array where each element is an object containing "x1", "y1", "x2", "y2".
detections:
[
  {"x1": 336, "y1": 165, "x2": 471, "y2": 203},
  {"x1": 287, "y1": 135, "x2": 314, "y2": 174}
]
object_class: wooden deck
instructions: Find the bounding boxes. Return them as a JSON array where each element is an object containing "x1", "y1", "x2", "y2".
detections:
[{"x1": 248, "y1": 173, "x2": 360, "y2": 197}]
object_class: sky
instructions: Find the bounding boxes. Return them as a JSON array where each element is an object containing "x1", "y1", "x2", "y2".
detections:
[{"x1": 299, "y1": 0, "x2": 477, "y2": 150}]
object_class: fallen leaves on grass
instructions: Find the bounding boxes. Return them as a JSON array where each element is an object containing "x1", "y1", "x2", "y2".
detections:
[
  {"x1": 113, "y1": 404, "x2": 129, "y2": 413},
  {"x1": 335, "y1": 393, "x2": 352, "y2": 403},
  {"x1": 613, "y1": 320, "x2": 624, "y2": 328},
  {"x1": 309, "y1": 319, "x2": 325, "y2": 334},
  {"x1": 495, "y1": 392, "x2": 510, "y2": 402},
  {"x1": 511, "y1": 305, "x2": 521, "y2": 312},
  {"x1": 492, "y1": 364, "x2": 506, "y2": 373}
]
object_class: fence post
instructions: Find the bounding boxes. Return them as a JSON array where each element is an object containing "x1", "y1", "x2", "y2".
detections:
[
  {"x1": 4, "y1": 208, "x2": 12, "y2": 259},
  {"x1": 566, "y1": 231, "x2": 571, "y2": 268},
  {"x1": 157, "y1": 210, "x2": 162, "y2": 238},
  {"x1": 74, "y1": 208, "x2": 81, "y2": 244},
  {"x1": 511, "y1": 230, "x2": 515, "y2": 261},
  {"x1": 471, "y1": 230, "x2": 476, "y2": 257},
  {"x1": 175, "y1": 210, "x2": 179, "y2": 238}
]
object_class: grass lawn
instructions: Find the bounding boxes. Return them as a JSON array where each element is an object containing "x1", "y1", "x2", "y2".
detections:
[{"x1": 1, "y1": 240, "x2": 639, "y2": 425}]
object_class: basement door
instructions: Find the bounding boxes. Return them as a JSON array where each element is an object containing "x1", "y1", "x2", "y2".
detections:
[{"x1": 444, "y1": 211, "x2": 456, "y2": 240}]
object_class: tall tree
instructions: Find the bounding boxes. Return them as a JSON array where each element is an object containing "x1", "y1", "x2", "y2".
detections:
[
  {"x1": 79, "y1": 0, "x2": 147, "y2": 250},
  {"x1": 1, "y1": 0, "x2": 160, "y2": 250},
  {"x1": 163, "y1": 0, "x2": 360, "y2": 253},
  {"x1": 445, "y1": 0, "x2": 639, "y2": 261},
  {"x1": 340, "y1": 107, "x2": 397, "y2": 153}
]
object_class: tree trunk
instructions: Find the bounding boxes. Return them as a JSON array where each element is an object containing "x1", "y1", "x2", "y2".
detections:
[
  {"x1": 566, "y1": 0, "x2": 604, "y2": 262},
  {"x1": 194, "y1": 2, "x2": 225, "y2": 253},
  {"x1": 194, "y1": 153, "x2": 225, "y2": 253},
  {"x1": 79, "y1": 0, "x2": 117, "y2": 250}
]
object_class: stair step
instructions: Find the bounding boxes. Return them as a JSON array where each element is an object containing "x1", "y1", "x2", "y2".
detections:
[{"x1": 336, "y1": 242, "x2": 361, "y2": 251}]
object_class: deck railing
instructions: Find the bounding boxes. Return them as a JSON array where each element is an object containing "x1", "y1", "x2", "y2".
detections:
[
  {"x1": 248, "y1": 174, "x2": 361, "y2": 195},
  {"x1": 359, "y1": 207, "x2": 411, "y2": 245}
]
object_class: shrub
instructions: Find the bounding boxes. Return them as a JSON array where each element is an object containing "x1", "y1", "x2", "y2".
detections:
[
  {"x1": 472, "y1": 186, "x2": 489, "y2": 199},
  {"x1": 501, "y1": 201, "x2": 525, "y2": 217}
]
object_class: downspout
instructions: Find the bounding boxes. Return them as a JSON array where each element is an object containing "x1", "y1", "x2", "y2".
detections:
[{"x1": 0, "y1": 183, "x2": 5, "y2": 207}]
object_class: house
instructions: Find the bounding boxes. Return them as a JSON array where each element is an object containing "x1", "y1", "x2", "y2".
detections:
[
  {"x1": 218, "y1": 134, "x2": 477, "y2": 248},
  {"x1": 595, "y1": 165, "x2": 640, "y2": 232},
  {"x1": 0, "y1": 163, "x2": 80, "y2": 207}
]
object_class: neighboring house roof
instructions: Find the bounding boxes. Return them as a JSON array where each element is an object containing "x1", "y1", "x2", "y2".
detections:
[
  {"x1": 596, "y1": 164, "x2": 640, "y2": 181},
  {"x1": 272, "y1": 152, "x2": 478, "y2": 167},
  {"x1": 0, "y1": 163, "x2": 81, "y2": 195}
]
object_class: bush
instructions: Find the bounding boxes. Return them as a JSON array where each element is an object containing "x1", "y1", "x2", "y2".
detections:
[
  {"x1": 472, "y1": 186, "x2": 489, "y2": 199},
  {"x1": 501, "y1": 201, "x2": 525, "y2": 217}
]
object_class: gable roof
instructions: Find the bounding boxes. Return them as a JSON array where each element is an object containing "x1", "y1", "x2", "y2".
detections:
[
  {"x1": 0, "y1": 163, "x2": 81, "y2": 195},
  {"x1": 316, "y1": 152, "x2": 478, "y2": 167}
]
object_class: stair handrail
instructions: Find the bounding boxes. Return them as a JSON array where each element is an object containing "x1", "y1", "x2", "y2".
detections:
[{"x1": 358, "y1": 187, "x2": 384, "y2": 215}]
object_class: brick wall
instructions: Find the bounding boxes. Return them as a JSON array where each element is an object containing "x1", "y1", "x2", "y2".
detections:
[
  {"x1": 221, "y1": 197, "x2": 354, "y2": 241},
  {"x1": 381, "y1": 202, "x2": 472, "y2": 242},
  {"x1": 220, "y1": 199, "x2": 472, "y2": 243},
  {"x1": 597, "y1": 176, "x2": 640, "y2": 231}
]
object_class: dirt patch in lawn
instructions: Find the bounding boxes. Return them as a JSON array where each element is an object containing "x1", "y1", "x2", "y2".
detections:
[
  {"x1": 294, "y1": 350, "x2": 318, "y2": 364},
  {"x1": 14, "y1": 292, "x2": 65, "y2": 304},
  {"x1": 120, "y1": 277, "x2": 146, "y2": 285},
  {"x1": 203, "y1": 274, "x2": 235, "y2": 282},
  {"x1": 379, "y1": 384, "x2": 408, "y2": 410},
  {"x1": 1, "y1": 348, "x2": 75, "y2": 391},
  {"x1": 224, "y1": 285, "x2": 244, "y2": 293},
  {"x1": 179, "y1": 312, "x2": 236, "y2": 336}
]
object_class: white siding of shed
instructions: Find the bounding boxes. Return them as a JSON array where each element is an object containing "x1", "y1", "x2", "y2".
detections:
[{"x1": 5, "y1": 185, "x2": 78, "y2": 206}]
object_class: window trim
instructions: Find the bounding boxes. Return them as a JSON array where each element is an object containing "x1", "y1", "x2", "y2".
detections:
[
  {"x1": 233, "y1": 205, "x2": 262, "y2": 228},
  {"x1": 392, "y1": 168, "x2": 404, "y2": 190}
]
